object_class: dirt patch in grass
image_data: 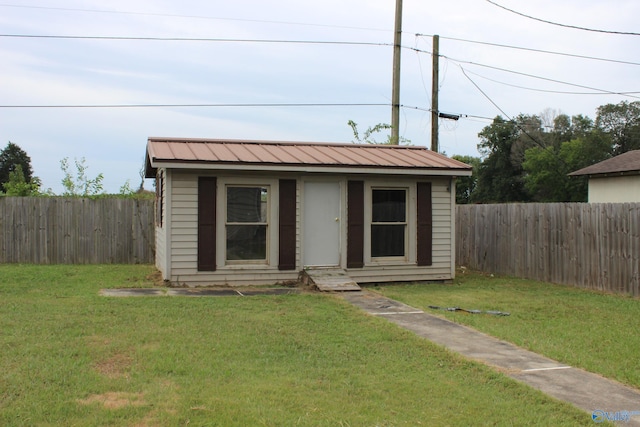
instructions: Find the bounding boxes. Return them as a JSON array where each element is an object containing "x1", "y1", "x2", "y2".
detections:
[
  {"x1": 145, "y1": 270, "x2": 166, "y2": 287},
  {"x1": 94, "y1": 352, "x2": 133, "y2": 378},
  {"x1": 86, "y1": 335, "x2": 133, "y2": 378},
  {"x1": 77, "y1": 392, "x2": 146, "y2": 409}
]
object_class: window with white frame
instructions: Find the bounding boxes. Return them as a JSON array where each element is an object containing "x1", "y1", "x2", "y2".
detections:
[
  {"x1": 371, "y1": 188, "x2": 407, "y2": 258},
  {"x1": 226, "y1": 185, "x2": 269, "y2": 262}
]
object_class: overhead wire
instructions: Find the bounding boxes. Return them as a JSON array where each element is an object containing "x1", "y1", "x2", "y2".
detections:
[
  {"x1": 485, "y1": 0, "x2": 640, "y2": 36},
  {"x1": 459, "y1": 67, "x2": 511, "y2": 122},
  {"x1": 460, "y1": 68, "x2": 640, "y2": 96},
  {"x1": 0, "y1": 102, "x2": 389, "y2": 109},
  {"x1": 0, "y1": 3, "x2": 391, "y2": 33},
  {"x1": 439, "y1": 54, "x2": 640, "y2": 100},
  {"x1": 406, "y1": 44, "x2": 640, "y2": 100},
  {"x1": 458, "y1": 65, "x2": 568, "y2": 160},
  {"x1": 7, "y1": 32, "x2": 637, "y2": 101},
  {"x1": 418, "y1": 34, "x2": 640, "y2": 67},
  {"x1": 413, "y1": 35, "x2": 432, "y2": 105},
  {"x1": 0, "y1": 33, "x2": 391, "y2": 47},
  {"x1": 2, "y1": 5, "x2": 638, "y2": 127}
]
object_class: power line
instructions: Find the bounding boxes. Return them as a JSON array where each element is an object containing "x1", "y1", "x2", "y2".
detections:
[
  {"x1": 0, "y1": 99, "x2": 494, "y2": 128},
  {"x1": 441, "y1": 54, "x2": 640, "y2": 100},
  {"x1": 459, "y1": 67, "x2": 511, "y2": 121},
  {"x1": 408, "y1": 44, "x2": 640, "y2": 99},
  {"x1": 460, "y1": 67, "x2": 640, "y2": 96},
  {"x1": 400, "y1": 105, "x2": 494, "y2": 122},
  {"x1": 458, "y1": 66, "x2": 554, "y2": 153},
  {"x1": 0, "y1": 33, "x2": 390, "y2": 47},
  {"x1": 0, "y1": 102, "x2": 390, "y2": 109},
  {"x1": 423, "y1": 34, "x2": 640, "y2": 67},
  {"x1": 0, "y1": 3, "x2": 390, "y2": 33},
  {"x1": 485, "y1": 0, "x2": 640, "y2": 36}
]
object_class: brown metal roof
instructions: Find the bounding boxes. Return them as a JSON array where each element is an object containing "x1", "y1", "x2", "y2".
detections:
[
  {"x1": 145, "y1": 137, "x2": 472, "y2": 177},
  {"x1": 569, "y1": 150, "x2": 640, "y2": 177}
]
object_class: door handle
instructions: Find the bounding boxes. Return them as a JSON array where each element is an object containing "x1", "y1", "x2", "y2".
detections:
[{"x1": 335, "y1": 217, "x2": 339, "y2": 222}]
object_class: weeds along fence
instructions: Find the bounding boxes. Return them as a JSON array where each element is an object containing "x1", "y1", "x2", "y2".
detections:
[
  {"x1": 0, "y1": 197, "x2": 155, "y2": 264},
  {"x1": 456, "y1": 203, "x2": 640, "y2": 296}
]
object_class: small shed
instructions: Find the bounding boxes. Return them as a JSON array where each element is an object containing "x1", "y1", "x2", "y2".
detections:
[
  {"x1": 569, "y1": 150, "x2": 640, "y2": 202},
  {"x1": 144, "y1": 138, "x2": 472, "y2": 287}
]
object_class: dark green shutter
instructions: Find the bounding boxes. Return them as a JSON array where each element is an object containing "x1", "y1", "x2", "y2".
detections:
[
  {"x1": 278, "y1": 179, "x2": 297, "y2": 270},
  {"x1": 347, "y1": 180, "x2": 364, "y2": 268},
  {"x1": 198, "y1": 177, "x2": 217, "y2": 271},
  {"x1": 417, "y1": 182, "x2": 433, "y2": 266}
]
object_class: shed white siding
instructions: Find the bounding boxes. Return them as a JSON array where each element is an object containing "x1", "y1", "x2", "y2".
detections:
[
  {"x1": 161, "y1": 170, "x2": 456, "y2": 286},
  {"x1": 349, "y1": 177, "x2": 455, "y2": 283},
  {"x1": 165, "y1": 171, "x2": 299, "y2": 286}
]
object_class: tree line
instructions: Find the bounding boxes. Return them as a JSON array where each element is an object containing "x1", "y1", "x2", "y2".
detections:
[
  {"x1": 0, "y1": 142, "x2": 150, "y2": 198},
  {"x1": 4, "y1": 100, "x2": 638, "y2": 202},
  {"x1": 453, "y1": 101, "x2": 640, "y2": 204}
]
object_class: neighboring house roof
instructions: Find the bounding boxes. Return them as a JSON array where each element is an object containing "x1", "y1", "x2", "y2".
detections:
[
  {"x1": 145, "y1": 138, "x2": 473, "y2": 177},
  {"x1": 569, "y1": 150, "x2": 640, "y2": 177}
]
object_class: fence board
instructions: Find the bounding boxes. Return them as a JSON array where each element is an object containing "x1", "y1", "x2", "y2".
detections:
[
  {"x1": 456, "y1": 203, "x2": 640, "y2": 296},
  {"x1": 0, "y1": 197, "x2": 155, "y2": 264}
]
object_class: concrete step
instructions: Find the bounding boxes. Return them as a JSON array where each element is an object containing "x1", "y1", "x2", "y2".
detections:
[{"x1": 300, "y1": 268, "x2": 361, "y2": 292}]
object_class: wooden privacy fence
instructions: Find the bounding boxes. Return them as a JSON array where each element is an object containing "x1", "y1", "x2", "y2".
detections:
[
  {"x1": 3, "y1": 197, "x2": 639, "y2": 295},
  {"x1": 456, "y1": 203, "x2": 640, "y2": 296},
  {"x1": 0, "y1": 197, "x2": 155, "y2": 264}
]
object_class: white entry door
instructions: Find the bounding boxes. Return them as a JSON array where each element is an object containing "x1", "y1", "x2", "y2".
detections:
[{"x1": 303, "y1": 181, "x2": 341, "y2": 267}]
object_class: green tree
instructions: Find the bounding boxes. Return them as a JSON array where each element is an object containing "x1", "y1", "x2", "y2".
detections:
[
  {"x1": 348, "y1": 120, "x2": 410, "y2": 145},
  {"x1": 0, "y1": 142, "x2": 34, "y2": 188},
  {"x1": 596, "y1": 101, "x2": 640, "y2": 155},
  {"x1": 545, "y1": 113, "x2": 592, "y2": 147},
  {"x1": 451, "y1": 155, "x2": 480, "y2": 204},
  {"x1": 523, "y1": 131, "x2": 610, "y2": 202},
  {"x1": 60, "y1": 157, "x2": 104, "y2": 197},
  {"x1": 1, "y1": 164, "x2": 42, "y2": 196},
  {"x1": 522, "y1": 145, "x2": 571, "y2": 202},
  {"x1": 471, "y1": 104, "x2": 640, "y2": 203},
  {"x1": 472, "y1": 115, "x2": 539, "y2": 203}
]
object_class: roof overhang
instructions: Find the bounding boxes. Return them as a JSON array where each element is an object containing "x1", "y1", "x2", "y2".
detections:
[
  {"x1": 145, "y1": 158, "x2": 472, "y2": 177},
  {"x1": 144, "y1": 137, "x2": 473, "y2": 178},
  {"x1": 568, "y1": 150, "x2": 640, "y2": 177},
  {"x1": 573, "y1": 170, "x2": 640, "y2": 179}
]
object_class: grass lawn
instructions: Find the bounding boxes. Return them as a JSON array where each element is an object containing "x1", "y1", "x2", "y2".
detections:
[
  {"x1": 373, "y1": 269, "x2": 640, "y2": 391},
  {"x1": 0, "y1": 265, "x2": 592, "y2": 426}
]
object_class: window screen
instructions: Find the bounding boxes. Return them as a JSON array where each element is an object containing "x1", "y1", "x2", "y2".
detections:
[
  {"x1": 371, "y1": 189, "x2": 406, "y2": 258},
  {"x1": 226, "y1": 186, "x2": 268, "y2": 261}
]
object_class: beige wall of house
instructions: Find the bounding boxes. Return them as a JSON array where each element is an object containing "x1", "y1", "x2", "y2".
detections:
[{"x1": 588, "y1": 175, "x2": 640, "y2": 202}]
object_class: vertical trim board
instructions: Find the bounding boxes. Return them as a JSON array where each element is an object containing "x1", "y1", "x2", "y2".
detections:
[
  {"x1": 197, "y1": 177, "x2": 217, "y2": 271},
  {"x1": 347, "y1": 180, "x2": 364, "y2": 268},
  {"x1": 417, "y1": 182, "x2": 433, "y2": 266},
  {"x1": 278, "y1": 179, "x2": 297, "y2": 270}
]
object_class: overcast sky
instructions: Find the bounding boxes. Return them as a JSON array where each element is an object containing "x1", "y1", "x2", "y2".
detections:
[{"x1": 1, "y1": 0, "x2": 638, "y2": 193}]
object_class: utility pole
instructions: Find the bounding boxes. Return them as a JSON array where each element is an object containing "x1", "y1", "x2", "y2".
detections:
[
  {"x1": 391, "y1": 0, "x2": 403, "y2": 144},
  {"x1": 431, "y1": 34, "x2": 439, "y2": 152}
]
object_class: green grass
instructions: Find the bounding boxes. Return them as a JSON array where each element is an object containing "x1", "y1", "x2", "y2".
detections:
[
  {"x1": 0, "y1": 265, "x2": 591, "y2": 426},
  {"x1": 373, "y1": 269, "x2": 640, "y2": 390}
]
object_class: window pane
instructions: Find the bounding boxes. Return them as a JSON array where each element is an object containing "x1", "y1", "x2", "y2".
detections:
[
  {"x1": 226, "y1": 225, "x2": 267, "y2": 260},
  {"x1": 372, "y1": 189, "x2": 405, "y2": 222},
  {"x1": 227, "y1": 187, "x2": 268, "y2": 223},
  {"x1": 371, "y1": 224, "x2": 405, "y2": 257}
]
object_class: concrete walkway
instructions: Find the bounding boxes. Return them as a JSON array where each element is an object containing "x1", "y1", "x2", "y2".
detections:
[
  {"x1": 100, "y1": 287, "x2": 299, "y2": 297},
  {"x1": 342, "y1": 290, "x2": 640, "y2": 426}
]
